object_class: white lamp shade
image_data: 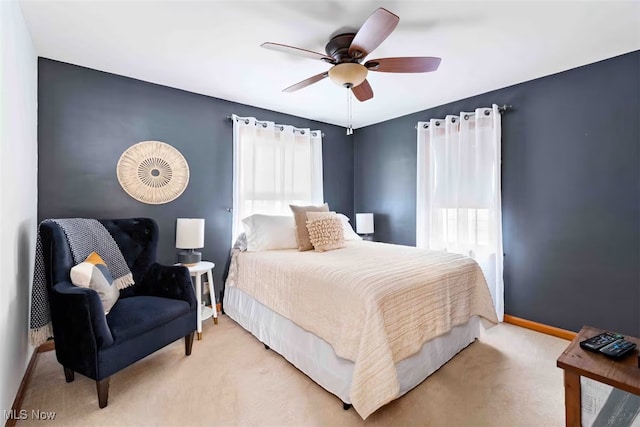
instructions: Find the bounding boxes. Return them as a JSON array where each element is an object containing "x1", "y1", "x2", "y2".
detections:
[
  {"x1": 176, "y1": 218, "x2": 205, "y2": 249},
  {"x1": 355, "y1": 213, "x2": 374, "y2": 234}
]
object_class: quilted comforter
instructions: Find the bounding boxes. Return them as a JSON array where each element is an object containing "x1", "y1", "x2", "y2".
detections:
[{"x1": 226, "y1": 240, "x2": 498, "y2": 418}]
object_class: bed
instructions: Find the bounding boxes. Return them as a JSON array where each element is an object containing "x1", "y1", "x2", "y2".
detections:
[{"x1": 223, "y1": 240, "x2": 498, "y2": 419}]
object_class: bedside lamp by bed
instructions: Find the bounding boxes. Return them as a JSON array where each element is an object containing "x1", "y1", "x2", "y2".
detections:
[
  {"x1": 356, "y1": 213, "x2": 374, "y2": 241},
  {"x1": 176, "y1": 218, "x2": 205, "y2": 266}
]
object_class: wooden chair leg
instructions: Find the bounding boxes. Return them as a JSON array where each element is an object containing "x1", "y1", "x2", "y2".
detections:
[
  {"x1": 96, "y1": 377, "x2": 110, "y2": 409},
  {"x1": 185, "y1": 331, "x2": 195, "y2": 356},
  {"x1": 63, "y1": 367, "x2": 74, "y2": 383}
]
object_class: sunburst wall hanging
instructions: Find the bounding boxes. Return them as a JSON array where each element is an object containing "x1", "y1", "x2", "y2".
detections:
[{"x1": 117, "y1": 141, "x2": 190, "y2": 204}]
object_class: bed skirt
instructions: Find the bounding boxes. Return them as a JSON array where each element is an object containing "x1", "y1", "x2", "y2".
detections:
[{"x1": 224, "y1": 285, "x2": 482, "y2": 412}]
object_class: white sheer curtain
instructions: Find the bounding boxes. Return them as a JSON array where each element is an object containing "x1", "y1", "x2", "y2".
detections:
[
  {"x1": 231, "y1": 115, "x2": 323, "y2": 242},
  {"x1": 416, "y1": 104, "x2": 503, "y2": 320}
]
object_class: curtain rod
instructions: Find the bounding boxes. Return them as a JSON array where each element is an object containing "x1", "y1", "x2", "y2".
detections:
[
  {"x1": 414, "y1": 104, "x2": 513, "y2": 129},
  {"x1": 227, "y1": 115, "x2": 325, "y2": 138}
]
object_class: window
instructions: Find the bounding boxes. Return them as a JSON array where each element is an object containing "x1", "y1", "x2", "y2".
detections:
[
  {"x1": 436, "y1": 208, "x2": 490, "y2": 255},
  {"x1": 416, "y1": 106, "x2": 503, "y2": 320},
  {"x1": 231, "y1": 115, "x2": 323, "y2": 242}
]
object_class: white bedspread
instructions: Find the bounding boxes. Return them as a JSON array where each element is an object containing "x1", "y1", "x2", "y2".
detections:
[{"x1": 226, "y1": 241, "x2": 498, "y2": 418}]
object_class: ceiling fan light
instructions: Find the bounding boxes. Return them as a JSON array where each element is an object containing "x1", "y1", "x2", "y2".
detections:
[{"x1": 328, "y1": 63, "x2": 368, "y2": 88}]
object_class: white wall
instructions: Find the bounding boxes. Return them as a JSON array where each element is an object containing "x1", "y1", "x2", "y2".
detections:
[{"x1": 0, "y1": 0, "x2": 38, "y2": 414}]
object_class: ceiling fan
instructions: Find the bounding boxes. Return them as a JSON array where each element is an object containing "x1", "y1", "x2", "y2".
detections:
[{"x1": 261, "y1": 7, "x2": 441, "y2": 102}]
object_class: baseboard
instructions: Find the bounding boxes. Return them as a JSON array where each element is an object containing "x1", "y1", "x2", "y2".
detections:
[
  {"x1": 5, "y1": 350, "x2": 38, "y2": 427},
  {"x1": 503, "y1": 314, "x2": 576, "y2": 341},
  {"x1": 4, "y1": 342, "x2": 54, "y2": 427}
]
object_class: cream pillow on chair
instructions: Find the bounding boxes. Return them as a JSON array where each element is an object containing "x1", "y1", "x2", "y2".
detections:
[{"x1": 70, "y1": 252, "x2": 120, "y2": 313}]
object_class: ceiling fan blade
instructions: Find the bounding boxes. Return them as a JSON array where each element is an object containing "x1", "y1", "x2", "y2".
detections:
[
  {"x1": 261, "y1": 42, "x2": 335, "y2": 63},
  {"x1": 283, "y1": 72, "x2": 329, "y2": 92},
  {"x1": 348, "y1": 8, "x2": 399, "y2": 59},
  {"x1": 365, "y1": 57, "x2": 442, "y2": 73},
  {"x1": 351, "y1": 79, "x2": 373, "y2": 102}
]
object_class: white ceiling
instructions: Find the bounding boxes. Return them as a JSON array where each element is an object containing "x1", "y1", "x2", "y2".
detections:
[{"x1": 19, "y1": 0, "x2": 640, "y2": 129}]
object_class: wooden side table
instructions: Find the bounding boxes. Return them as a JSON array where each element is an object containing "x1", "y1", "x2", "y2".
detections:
[
  {"x1": 180, "y1": 261, "x2": 218, "y2": 340},
  {"x1": 557, "y1": 326, "x2": 640, "y2": 426}
]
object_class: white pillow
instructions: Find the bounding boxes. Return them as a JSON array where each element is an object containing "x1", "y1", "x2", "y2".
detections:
[
  {"x1": 241, "y1": 214, "x2": 298, "y2": 251},
  {"x1": 337, "y1": 214, "x2": 362, "y2": 241}
]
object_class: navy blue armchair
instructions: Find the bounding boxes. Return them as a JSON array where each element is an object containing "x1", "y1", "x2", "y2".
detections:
[{"x1": 39, "y1": 218, "x2": 197, "y2": 408}]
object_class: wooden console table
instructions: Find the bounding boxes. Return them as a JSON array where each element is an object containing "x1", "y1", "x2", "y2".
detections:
[{"x1": 557, "y1": 326, "x2": 640, "y2": 427}]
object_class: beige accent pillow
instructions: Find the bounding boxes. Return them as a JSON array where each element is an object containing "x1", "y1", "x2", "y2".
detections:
[
  {"x1": 306, "y1": 216, "x2": 345, "y2": 252},
  {"x1": 307, "y1": 212, "x2": 362, "y2": 241},
  {"x1": 290, "y1": 203, "x2": 329, "y2": 251}
]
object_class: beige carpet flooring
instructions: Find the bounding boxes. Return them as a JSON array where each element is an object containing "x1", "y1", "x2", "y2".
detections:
[{"x1": 18, "y1": 315, "x2": 569, "y2": 426}]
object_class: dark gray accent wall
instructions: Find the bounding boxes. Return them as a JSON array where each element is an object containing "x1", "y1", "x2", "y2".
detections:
[
  {"x1": 354, "y1": 51, "x2": 640, "y2": 336},
  {"x1": 38, "y1": 58, "x2": 353, "y2": 302}
]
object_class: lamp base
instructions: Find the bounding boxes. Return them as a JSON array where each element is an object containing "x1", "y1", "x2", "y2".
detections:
[{"x1": 178, "y1": 250, "x2": 201, "y2": 266}]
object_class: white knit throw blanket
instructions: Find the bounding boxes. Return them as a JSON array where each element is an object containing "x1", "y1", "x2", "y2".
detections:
[{"x1": 30, "y1": 219, "x2": 135, "y2": 346}]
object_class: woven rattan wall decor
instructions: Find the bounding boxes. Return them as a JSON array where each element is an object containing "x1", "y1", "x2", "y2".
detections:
[{"x1": 116, "y1": 141, "x2": 190, "y2": 204}]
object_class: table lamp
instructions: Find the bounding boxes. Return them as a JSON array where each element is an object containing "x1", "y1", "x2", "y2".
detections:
[
  {"x1": 356, "y1": 213, "x2": 374, "y2": 241},
  {"x1": 176, "y1": 218, "x2": 205, "y2": 265}
]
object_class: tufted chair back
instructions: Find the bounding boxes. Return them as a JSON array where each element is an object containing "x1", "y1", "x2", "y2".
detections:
[{"x1": 40, "y1": 218, "x2": 159, "y2": 298}]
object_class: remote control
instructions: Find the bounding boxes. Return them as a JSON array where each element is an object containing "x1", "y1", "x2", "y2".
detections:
[
  {"x1": 599, "y1": 339, "x2": 637, "y2": 359},
  {"x1": 580, "y1": 332, "x2": 623, "y2": 352}
]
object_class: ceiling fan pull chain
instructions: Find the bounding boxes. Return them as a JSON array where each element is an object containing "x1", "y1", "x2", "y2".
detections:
[{"x1": 347, "y1": 88, "x2": 353, "y2": 135}]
